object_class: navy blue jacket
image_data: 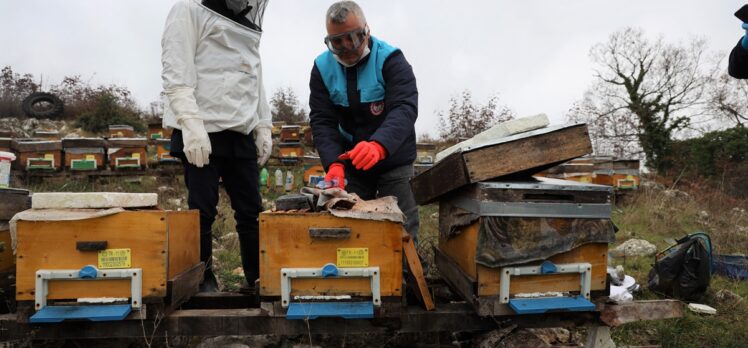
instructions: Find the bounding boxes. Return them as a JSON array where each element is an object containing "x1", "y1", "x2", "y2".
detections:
[
  {"x1": 309, "y1": 47, "x2": 418, "y2": 174},
  {"x1": 729, "y1": 39, "x2": 748, "y2": 79}
]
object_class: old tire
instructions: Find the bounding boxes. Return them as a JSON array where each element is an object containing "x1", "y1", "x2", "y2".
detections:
[{"x1": 21, "y1": 92, "x2": 64, "y2": 119}]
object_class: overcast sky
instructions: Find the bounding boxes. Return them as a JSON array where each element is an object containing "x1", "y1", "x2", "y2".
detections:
[{"x1": 0, "y1": 1, "x2": 742, "y2": 136}]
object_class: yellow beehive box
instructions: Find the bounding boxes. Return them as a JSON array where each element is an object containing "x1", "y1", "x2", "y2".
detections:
[
  {"x1": 435, "y1": 178, "x2": 614, "y2": 316},
  {"x1": 15, "y1": 210, "x2": 200, "y2": 302},
  {"x1": 259, "y1": 212, "x2": 403, "y2": 298}
]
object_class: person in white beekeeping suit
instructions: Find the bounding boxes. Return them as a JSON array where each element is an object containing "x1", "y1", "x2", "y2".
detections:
[{"x1": 161, "y1": 0, "x2": 271, "y2": 293}]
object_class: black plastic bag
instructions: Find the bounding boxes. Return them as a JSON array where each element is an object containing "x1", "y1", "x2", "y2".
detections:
[{"x1": 647, "y1": 233, "x2": 712, "y2": 301}]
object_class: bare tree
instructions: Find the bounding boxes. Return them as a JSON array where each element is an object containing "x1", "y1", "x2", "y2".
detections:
[
  {"x1": 270, "y1": 87, "x2": 307, "y2": 123},
  {"x1": 707, "y1": 72, "x2": 748, "y2": 126},
  {"x1": 438, "y1": 90, "x2": 515, "y2": 141},
  {"x1": 569, "y1": 28, "x2": 712, "y2": 173}
]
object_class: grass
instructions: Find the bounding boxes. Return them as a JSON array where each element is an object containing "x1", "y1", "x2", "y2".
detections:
[{"x1": 608, "y1": 180, "x2": 748, "y2": 348}]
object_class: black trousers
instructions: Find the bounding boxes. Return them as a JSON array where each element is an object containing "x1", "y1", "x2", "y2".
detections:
[{"x1": 182, "y1": 156, "x2": 261, "y2": 285}]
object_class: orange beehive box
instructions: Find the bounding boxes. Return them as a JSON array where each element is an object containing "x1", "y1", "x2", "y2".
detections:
[
  {"x1": 436, "y1": 178, "x2": 614, "y2": 316},
  {"x1": 11, "y1": 139, "x2": 63, "y2": 171},
  {"x1": 15, "y1": 210, "x2": 201, "y2": 303},
  {"x1": 107, "y1": 138, "x2": 148, "y2": 170},
  {"x1": 280, "y1": 125, "x2": 301, "y2": 142},
  {"x1": 62, "y1": 138, "x2": 107, "y2": 171},
  {"x1": 259, "y1": 212, "x2": 403, "y2": 298}
]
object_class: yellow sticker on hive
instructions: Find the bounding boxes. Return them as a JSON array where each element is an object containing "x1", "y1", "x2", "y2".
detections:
[
  {"x1": 98, "y1": 248, "x2": 132, "y2": 269},
  {"x1": 337, "y1": 248, "x2": 368, "y2": 267},
  {"x1": 44, "y1": 153, "x2": 54, "y2": 160},
  {"x1": 85, "y1": 155, "x2": 95, "y2": 161},
  {"x1": 131, "y1": 153, "x2": 140, "y2": 159}
]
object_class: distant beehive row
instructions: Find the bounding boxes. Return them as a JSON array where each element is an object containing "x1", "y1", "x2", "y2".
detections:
[
  {"x1": 0, "y1": 123, "x2": 179, "y2": 172},
  {"x1": 536, "y1": 156, "x2": 641, "y2": 190}
]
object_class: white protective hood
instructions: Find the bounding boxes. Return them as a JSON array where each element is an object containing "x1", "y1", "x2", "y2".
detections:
[{"x1": 161, "y1": 0, "x2": 272, "y2": 135}]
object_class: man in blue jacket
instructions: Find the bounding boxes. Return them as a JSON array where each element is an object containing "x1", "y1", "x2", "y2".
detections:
[
  {"x1": 730, "y1": 5, "x2": 748, "y2": 78},
  {"x1": 309, "y1": 1, "x2": 420, "y2": 242}
]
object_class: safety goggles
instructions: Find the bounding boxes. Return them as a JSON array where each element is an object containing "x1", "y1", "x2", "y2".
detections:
[{"x1": 324, "y1": 26, "x2": 369, "y2": 55}]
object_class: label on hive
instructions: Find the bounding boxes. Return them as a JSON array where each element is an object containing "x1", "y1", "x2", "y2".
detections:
[
  {"x1": 44, "y1": 153, "x2": 54, "y2": 160},
  {"x1": 131, "y1": 153, "x2": 140, "y2": 159},
  {"x1": 86, "y1": 155, "x2": 95, "y2": 161},
  {"x1": 337, "y1": 248, "x2": 368, "y2": 267},
  {"x1": 98, "y1": 248, "x2": 132, "y2": 269}
]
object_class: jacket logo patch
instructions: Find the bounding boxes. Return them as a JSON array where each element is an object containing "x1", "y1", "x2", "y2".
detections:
[{"x1": 370, "y1": 101, "x2": 385, "y2": 116}]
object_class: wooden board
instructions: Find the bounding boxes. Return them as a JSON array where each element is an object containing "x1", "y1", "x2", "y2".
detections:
[
  {"x1": 259, "y1": 212, "x2": 402, "y2": 297},
  {"x1": 403, "y1": 233, "x2": 434, "y2": 310},
  {"x1": 411, "y1": 124, "x2": 592, "y2": 204},
  {"x1": 15, "y1": 211, "x2": 169, "y2": 301},
  {"x1": 166, "y1": 210, "x2": 200, "y2": 279}
]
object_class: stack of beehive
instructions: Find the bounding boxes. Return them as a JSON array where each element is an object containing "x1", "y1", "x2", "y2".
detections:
[{"x1": 411, "y1": 114, "x2": 616, "y2": 316}]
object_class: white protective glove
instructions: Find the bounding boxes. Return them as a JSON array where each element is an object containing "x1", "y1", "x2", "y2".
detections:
[
  {"x1": 254, "y1": 126, "x2": 272, "y2": 166},
  {"x1": 179, "y1": 118, "x2": 212, "y2": 168}
]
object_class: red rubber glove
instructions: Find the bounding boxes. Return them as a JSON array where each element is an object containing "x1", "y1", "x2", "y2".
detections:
[
  {"x1": 324, "y1": 163, "x2": 346, "y2": 189},
  {"x1": 338, "y1": 141, "x2": 387, "y2": 171}
]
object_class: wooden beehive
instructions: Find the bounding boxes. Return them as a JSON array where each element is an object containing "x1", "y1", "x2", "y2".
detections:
[
  {"x1": 302, "y1": 126, "x2": 313, "y2": 147},
  {"x1": 0, "y1": 188, "x2": 31, "y2": 274},
  {"x1": 280, "y1": 125, "x2": 301, "y2": 142},
  {"x1": 416, "y1": 143, "x2": 437, "y2": 164},
  {"x1": 108, "y1": 125, "x2": 135, "y2": 138},
  {"x1": 147, "y1": 121, "x2": 172, "y2": 140},
  {"x1": 259, "y1": 212, "x2": 403, "y2": 298},
  {"x1": 11, "y1": 139, "x2": 63, "y2": 171},
  {"x1": 154, "y1": 139, "x2": 178, "y2": 163},
  {"x1": 278, "y1": 142, "x2": 303, "y2": 164},
  {"x1": 15, "y1": 210, "x2": 201, "y2": 305},
  {"x1": 62, "y1": 138, "x2": 107, "y2": 171},
  {"x1": 435, "y1": 178, "x2": 614, "y2": 316},
  {"x1": 107, "y1": 138, "x2": 148, "y2": 170}
]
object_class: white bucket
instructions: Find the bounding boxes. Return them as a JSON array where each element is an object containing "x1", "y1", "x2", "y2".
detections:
[{"x1": 0, "y1": 151, "x2": 15, "y2": 188}]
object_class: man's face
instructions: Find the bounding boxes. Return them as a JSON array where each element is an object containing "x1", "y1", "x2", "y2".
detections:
[{"x1": 325, "y1": 14, "x2": 369, "y2": 66}]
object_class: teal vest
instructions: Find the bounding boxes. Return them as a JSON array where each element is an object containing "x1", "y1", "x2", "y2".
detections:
[{"x1": 315, "y1": 36, "x2": 399, "y2": 107}]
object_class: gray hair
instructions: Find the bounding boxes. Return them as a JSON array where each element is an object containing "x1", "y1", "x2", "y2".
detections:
[{"x1": 326, "y1": 1, "x2": 366, "y2": 25}]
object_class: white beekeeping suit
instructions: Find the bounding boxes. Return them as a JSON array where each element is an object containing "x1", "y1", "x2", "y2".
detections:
[{"x1": 161, "y1": 0, "x2": 272, "y2": 167}]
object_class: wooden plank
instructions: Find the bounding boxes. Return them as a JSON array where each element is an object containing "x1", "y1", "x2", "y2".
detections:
[
  {"x1": 464, "y1": 124, "x2": 591, "y2": 183},
  {"x1": 259, "y1": 212, "x2": 402, "y2": 297},
  {"x1": 410, "y1": 151, "x2": 470, "y2": 205},
  {"x1": 166, "y1": 262, "x2": 204, "y2": 308},
  {"x1": 599, "y1": 300, "x2": 684, "y2": 327},
  {"x1": 11, "y1": 140, "x2": 62, "y2": 152},
  {"x1": 411, "y1": 124, "x2": 592, "y2": 204},
  {"x1": 403, "y1": 233, "x2": 434, "y2": 311},
  {"x1": 15, "y1": 211, "x2": 168, "y2": 301},
  {"x1": 433, "y1": 247, "x2": 476, "y2": 305},
  {"x1": 438, "y1": 220, "x2": 479, "y2": 278},
  {"x1": 166, "y1": 210, "x2": 200, "y2": 279},
  {"x1": 477, "y1": 243, "x2": 608, "y2": 296}
]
